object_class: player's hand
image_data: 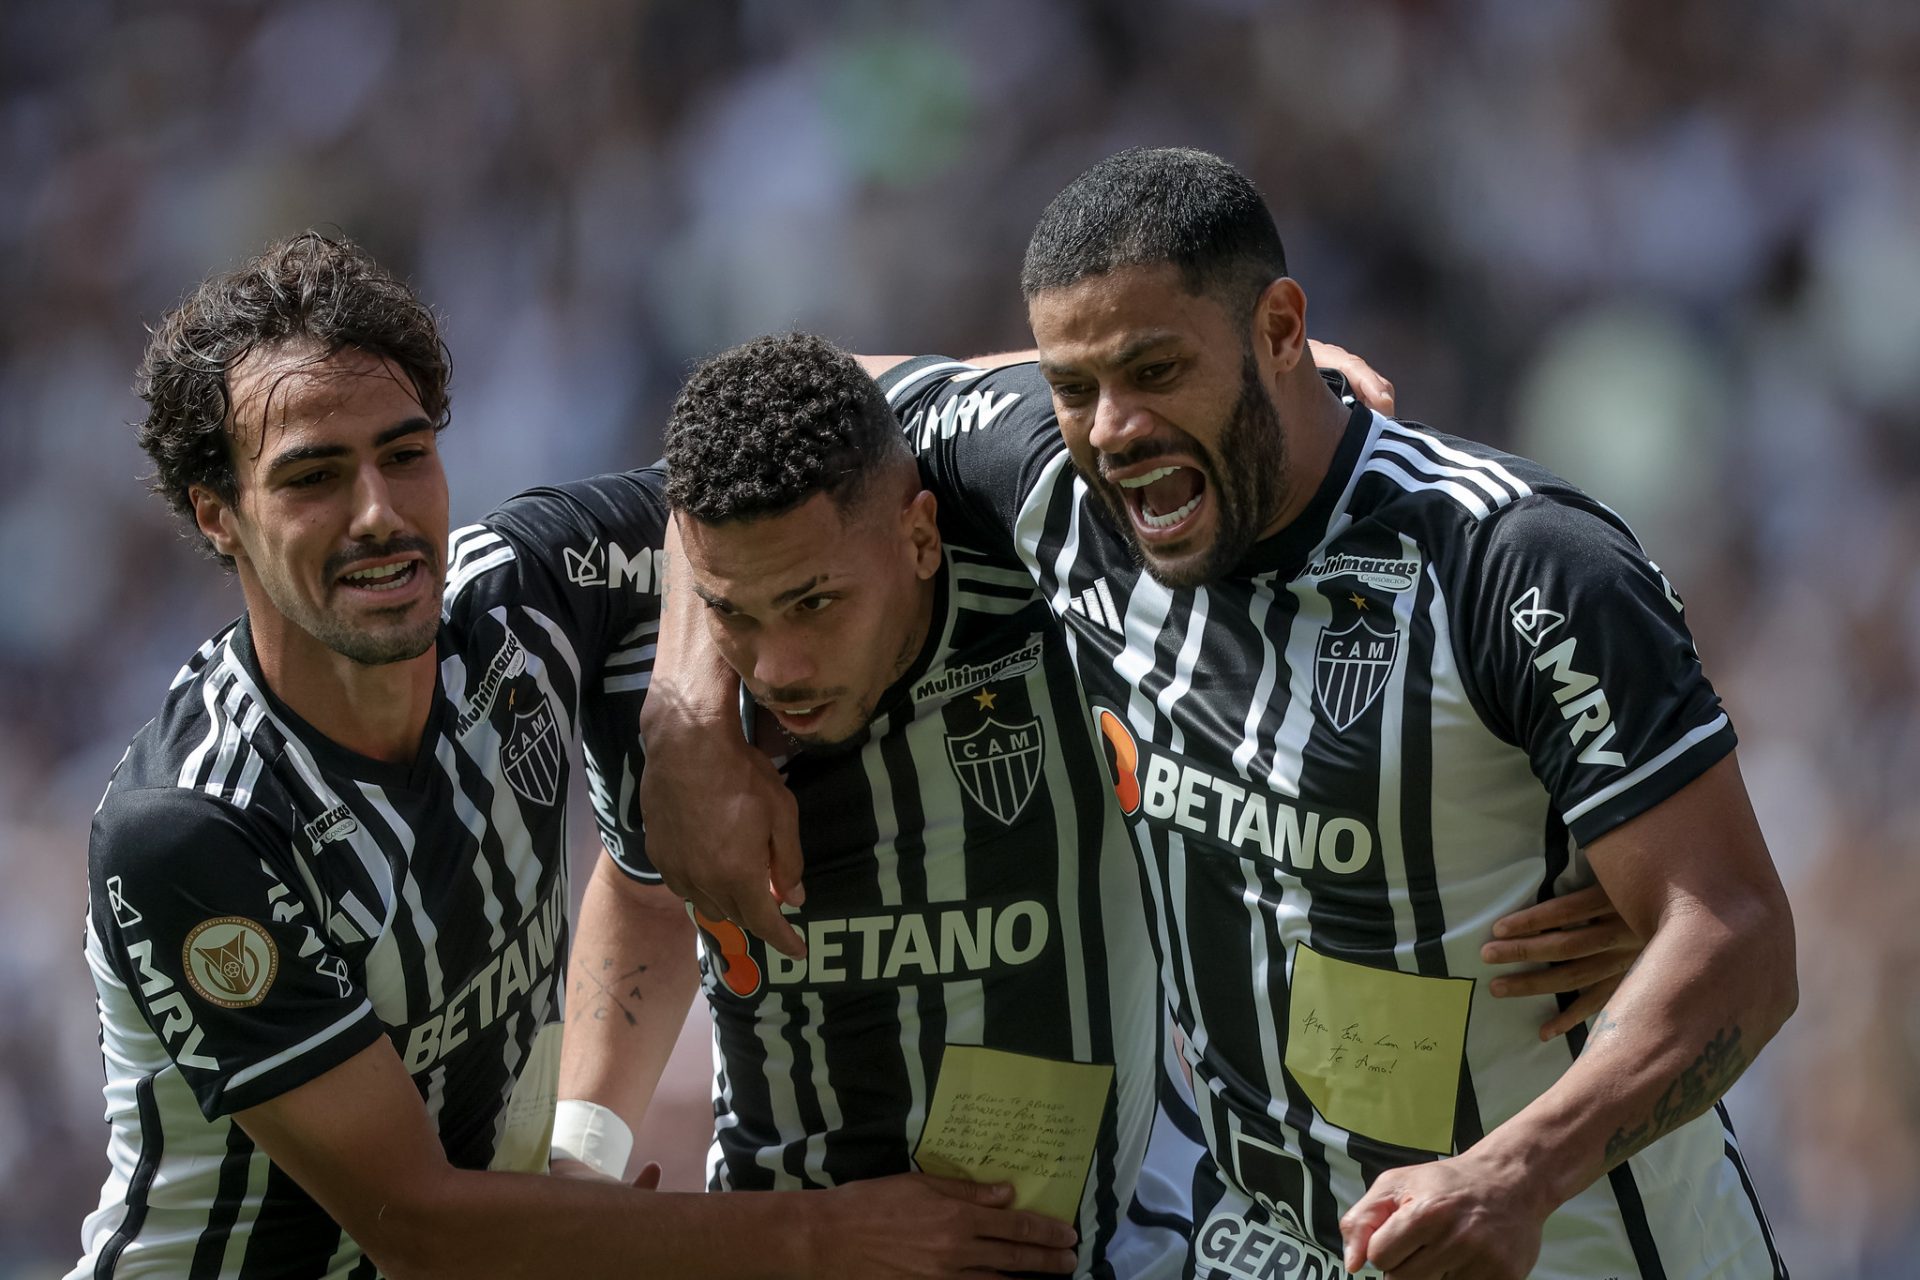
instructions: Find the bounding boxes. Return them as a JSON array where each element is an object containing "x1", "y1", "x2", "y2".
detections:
[
  {"x1": 1482, "y1": 884, "x2": 1643, "y2": 1041},
  {"x1": 804, "y1": 1173, "x2": 1078, "y2": 1278},
  {"x1": 1340, "y1": 1153, "x2": 1544, "y2": 1279},
  {"x1": 1308, "y1": 339, "x2": 1395, "y2": 415},
  {"x1": 636, "y1": 688, "x2": 808, "y2": 960}
]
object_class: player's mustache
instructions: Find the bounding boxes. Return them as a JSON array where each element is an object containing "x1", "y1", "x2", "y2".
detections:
[
  {"x1": 1095, "y1": 438, "x2": 1206, "y2": 484},
  {"x1": 756, "y1": 682, "x2": 842, "y2": 705},
  {"x1": 325, "y1": 535, "x2": 437, "y2": 580}
]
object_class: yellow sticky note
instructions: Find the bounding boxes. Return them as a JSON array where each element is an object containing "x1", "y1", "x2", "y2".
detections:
[
  {"x1": 914, "y1": 1045, "x2": 1114, "y2": 1223},
  {"x1": 490, "y1": 1021, "x2": 561, "y2": 1174},
  {"x1": 1284, "y1": 944, "x2": 1473, "y2": 1154}
]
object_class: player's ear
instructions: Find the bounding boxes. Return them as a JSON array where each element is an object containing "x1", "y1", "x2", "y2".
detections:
[
  {"x1": 902, "y1": 488, "x2": 941, "y2": 579},
  {"x1": 189, "y1": 483, "x2": 245, "y2": 560},
  {"x1": 1252, "y1": 277, "x2": 1309, "y2": 375}
]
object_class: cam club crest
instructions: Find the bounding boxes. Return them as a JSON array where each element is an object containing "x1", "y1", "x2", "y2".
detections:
[
  {"x1": 501, "y1": 702, "x2": 563, "y2": 807},
  {"x1": 1314, "y1": 617, "x2": 1400, "y2": 732},
  {"x1": 182, "y1": 916, "x2": 279, "y2": 1008},
  {"x1": 946, "y1": 715, "x2": 1045, "y2": 825}
]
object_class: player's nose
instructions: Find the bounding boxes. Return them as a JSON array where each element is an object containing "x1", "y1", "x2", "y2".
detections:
[
  {"x1": 752, "y1": 637, "x2": 818, "y2": 695},
  {"x1": 348, "y1": 469, "x2": 405, "y2": 544},
  {"x1": 1088, "y1": 388, "x2": 1154, "y2": 455}
]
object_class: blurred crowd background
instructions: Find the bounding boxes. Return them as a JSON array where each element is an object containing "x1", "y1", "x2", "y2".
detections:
[{"x1": 3, "y1": 0, "x2": 1915, "y2": 1273}]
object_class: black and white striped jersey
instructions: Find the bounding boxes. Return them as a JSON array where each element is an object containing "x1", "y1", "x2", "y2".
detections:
[
  {"x1": 883, "y1": 356, "x2": 1783, "y2": 1280},
  {"x1": 601, "y1": 547, "x2": 1174, "y2": 1279},
  {"x1": 72, "y1": 470, "x2": 669, "y2": 1280}
]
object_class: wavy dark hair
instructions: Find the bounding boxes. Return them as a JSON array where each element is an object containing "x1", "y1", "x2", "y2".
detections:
[
  {"x1": 1021, "y1": 147, "x2": 1288, "y2": 325},
  {"x1": 136, "y1": 231, "x2": 451, "y2": 564},
  {"x1": 665, "y1": 332, "x2": 907, "y2": 524}
]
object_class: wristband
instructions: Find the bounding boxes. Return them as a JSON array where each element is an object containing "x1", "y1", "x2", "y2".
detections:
[{"x1": 549, "y1": 1099, "x2": 635, "y2": 1179}]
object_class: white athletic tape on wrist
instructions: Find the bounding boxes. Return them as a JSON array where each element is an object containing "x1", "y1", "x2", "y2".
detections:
[{"x1": 549, "y1": 1100, "x2": 634, "y2": 1178}]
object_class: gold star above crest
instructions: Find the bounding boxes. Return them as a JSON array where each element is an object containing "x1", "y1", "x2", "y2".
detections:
[
  {"x1": 1348, "y1": 592, "x2": 1370, "y2": 611},
  {"x1": 974, "y1": 689, "x2": 998, "y2": 710}
]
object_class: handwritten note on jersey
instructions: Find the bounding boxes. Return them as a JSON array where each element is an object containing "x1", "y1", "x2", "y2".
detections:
[
  {"x1": 1284, "y1": 944, "x2": 1473, "y2": 1154},
  {"x1": 914, "y1": 1045, "x2": 1113, "y2": 1222}
]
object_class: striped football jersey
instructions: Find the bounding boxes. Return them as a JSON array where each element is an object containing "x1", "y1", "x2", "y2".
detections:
[
  {"x1": 598, "y1": 544, "x2": 1181, "y2": 1278},
  {"x1": 72, "y1": 471, "x2": 669, "y2": 1279},
  {"x1": 882, "y1": 356, "x2": 1784, "y2": 1280}
]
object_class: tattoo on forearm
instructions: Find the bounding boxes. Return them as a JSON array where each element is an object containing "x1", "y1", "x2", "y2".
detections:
[
  {"x1": 567, "y1": 957, "x2": 651, "y2": 1029},
  {"x1": 1603, "y1": 1024, "x2": 1748, "y2": 1166}
]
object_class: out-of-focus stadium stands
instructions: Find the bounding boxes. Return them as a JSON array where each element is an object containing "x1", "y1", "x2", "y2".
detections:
[{"x1": 3, "y1": 2, "x2": 1914, "y2": 1274}]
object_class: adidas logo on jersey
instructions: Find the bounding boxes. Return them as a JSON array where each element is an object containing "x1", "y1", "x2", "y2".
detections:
[{"x1": 1066, "y1": 579, "x2": 1123, "y2": 632}]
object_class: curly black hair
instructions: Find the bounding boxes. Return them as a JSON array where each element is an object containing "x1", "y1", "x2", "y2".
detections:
[
  {"x1": 665, "y1": 332, "x2": 907, "y2": 523},
  {"x1": 1021, "y1": 147, "x2": 1287, "y2": 324},
  {"x1": 136, "y1": 231, "x2": 451, "y2": 564}
]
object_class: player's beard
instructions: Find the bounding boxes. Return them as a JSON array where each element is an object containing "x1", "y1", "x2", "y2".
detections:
[
  {"x1": 272, "y1": 536, "x2": 444, "y2": 666},
  {"x1": 1085, "y1": 350, "x2": 1288, "y2": 589}
]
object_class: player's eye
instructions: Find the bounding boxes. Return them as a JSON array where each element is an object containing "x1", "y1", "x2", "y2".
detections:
[
  {"x1": 1049, "y1": 382, "x2": 1093, "y2": 407},
  {"x1": 287, "y1": 469, "x2": 332, "y2": 489},
  {"x1": 796, "y1": 595, "x2": 836, "y2": 614},
  {"x1": 1137, "y1": 361, "x2": 1176, "y2": 384}
]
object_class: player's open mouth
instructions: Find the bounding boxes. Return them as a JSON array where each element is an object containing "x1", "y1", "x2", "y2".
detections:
[
  {"x1": 337, "y1": 558, "x2": 423, "y2": 595},
  {"x1": 1114, "y1": 463, "x2": 1207, "y2": 540},
  {"x1": 770, "y1": 703, "x2": 831, "y2": 731}
]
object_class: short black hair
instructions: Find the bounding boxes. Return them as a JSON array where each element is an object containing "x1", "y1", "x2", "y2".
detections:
[
  {"x1": 665, "y1": 332, "x2": 908, "y2": 524},
  {"x1": 137, "y1": 231, "x2": 451, "y2": 565},
  {"x1": 1020, "y1": 147, "x2": 1288, "y2": 318}
]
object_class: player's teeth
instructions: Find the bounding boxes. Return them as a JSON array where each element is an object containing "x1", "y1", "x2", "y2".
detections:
[
  {"x1": 1117, "y1": 465, "x2": 1181, "y2": 490},
  {"x1": 1141, "y1": 494, "x2": 1202, "y2": 529}
]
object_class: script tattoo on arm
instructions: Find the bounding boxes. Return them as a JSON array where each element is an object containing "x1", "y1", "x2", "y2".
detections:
[{"x1": 1602, "y1": 1024, "x2": 1748, "y2": 1166}]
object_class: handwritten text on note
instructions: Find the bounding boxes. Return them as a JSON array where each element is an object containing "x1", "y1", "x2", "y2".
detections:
[
  {"x1": 914, "y1": 1045, "x2": 1113, "y2": 1223},
  {"x1": 1284, "y1": 943, "x2": 1473, "y2": 1154}
]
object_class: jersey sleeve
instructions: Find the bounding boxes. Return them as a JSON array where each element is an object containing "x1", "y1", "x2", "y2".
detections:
[
  {"x1": 582, "y1": 709, "x2": 656, "y2": 882},
  {"x1": 88, "y1": 785, "x2": 383, "y2": 1119},
  {"x1": 467, "y1": 468, "x2": 669, "y2": 879},
  {"x1": 471, "y1": 467, "x2": 672, "y2": 883},
  {"x1": 879, "y1": 356, "x2": 1069, "y2": 558},
  {"x1": 452, "y1": 467, "x2": 672, "y2": 679},
  {"x1": 1451, "y1": 494, "x2": 1736, "y2": 846}
]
